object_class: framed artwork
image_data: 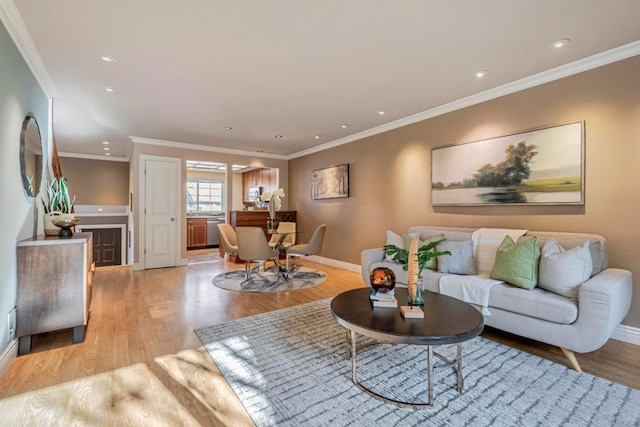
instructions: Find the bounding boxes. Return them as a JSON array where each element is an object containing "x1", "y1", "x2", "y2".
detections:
[
  {"x1": 431, "y1": 121, "x2": 584, "y2": 206},
  {"x1": 311, "y1": 164, "x2": 349, "y2": 200}
]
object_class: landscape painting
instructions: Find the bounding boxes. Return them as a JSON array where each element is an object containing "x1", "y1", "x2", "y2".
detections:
[
  {"x1": 311, "y1": 164, "x2": 349, "y2": 200},
  {"x1": 431, "y1": 122, "x2": 584, "y2": 206}
]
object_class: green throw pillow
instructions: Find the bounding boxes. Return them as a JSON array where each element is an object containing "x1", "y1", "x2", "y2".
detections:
[
  {"x1": 489, "y1": 235, "x2": 540, "y2": 290},
  {"x1": 401, "y1": 234, "x2": 444, "y2": 271}
]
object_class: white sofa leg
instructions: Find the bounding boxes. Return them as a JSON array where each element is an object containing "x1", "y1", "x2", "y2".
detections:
[{"x1": 560, "y1": 347, "x2": 583, "y2": 373}]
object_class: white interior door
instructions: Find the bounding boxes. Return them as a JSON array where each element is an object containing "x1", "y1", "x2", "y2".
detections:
[{"x1": 144, "y1": 156, "x2": 179, "y2": 269}]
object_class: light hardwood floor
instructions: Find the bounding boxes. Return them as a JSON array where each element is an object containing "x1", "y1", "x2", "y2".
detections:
[{"x1": 0, "y1": 257, "x2": 638, "y2": 425}]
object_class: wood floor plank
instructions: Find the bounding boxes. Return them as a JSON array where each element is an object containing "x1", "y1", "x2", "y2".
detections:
[{"x1": 0, "y1": 256, "x2": 638, "y2": 425}]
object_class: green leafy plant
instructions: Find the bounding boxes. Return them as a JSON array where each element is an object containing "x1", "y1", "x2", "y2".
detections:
[
  {"x1": 41, "y1": 177, "x2": 76, "y2": 214},
  {"x1": 383, "y1": 238, "x2": 451, "y2": 277}
]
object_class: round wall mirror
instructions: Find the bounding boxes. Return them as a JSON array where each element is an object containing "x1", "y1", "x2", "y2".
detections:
[{"x1": 20, "y1": 115, "x2": 43, "y2": 198}]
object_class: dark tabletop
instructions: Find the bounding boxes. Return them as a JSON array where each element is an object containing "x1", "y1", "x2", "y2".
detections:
[{"x1": 331, "y1": 288, "x2": 484, "y2": 346}]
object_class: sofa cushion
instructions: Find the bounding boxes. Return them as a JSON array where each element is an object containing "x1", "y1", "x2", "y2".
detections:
[
  {"x1": 538, "y1": 239, "x2": 592, "y2": 299},
  {"x1": 436, "y1": 240, "x2": 477, "y2": 275},
  {"x1": 525, "y1": 231, "x2": 605, "y2": 276},
  {"x1": 408, "y1": 226, "x2": 474, "y2": 243},
  {"x1": 384, "y1": 230, "x2": 416, "y2": 261},
  {"x1": 490, "y1": 236, "x2": 540, "y2": 290},
  {"x1": 488, "y1": 284, "x2": 578, "y2": 324}
]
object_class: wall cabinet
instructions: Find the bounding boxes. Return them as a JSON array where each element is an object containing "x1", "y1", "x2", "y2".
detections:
[
  {"x1": 242, "y1": 168, "x2": 278, "y2": 201},
  {"x1": 16, "y1": 232, "x2": 94, "y2": 355},
  {"x1": 187, "y1": 217, "x2": 207, "y2": 249}
]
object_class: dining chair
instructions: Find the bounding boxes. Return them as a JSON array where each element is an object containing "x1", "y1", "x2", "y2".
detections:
[
  {"x1": 286, "y1": 224, "x2": 327, "y2": 271},
  {"x1": 236, "y1": 226, "x2": 280, "y2": 280},
  {"x1": 217, "y1": 223, "x2": 238, "y2": 259},
  {"x1": 268, "y1": 222, "x2": 297, "y2": 250}
]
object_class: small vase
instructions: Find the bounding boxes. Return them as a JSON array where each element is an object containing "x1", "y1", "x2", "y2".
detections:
[
  {"x1": 266, "y1": 218, "x2": 279, "y2": 232},
  {"x1": 408, "y1": 280, "x2": 424, "y2": 306}
]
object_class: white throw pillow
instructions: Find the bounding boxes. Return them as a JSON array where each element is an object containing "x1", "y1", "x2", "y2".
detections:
[
  {"x1": 384, "y1": 230, "x2": 417, "y2": 262},
  {"x1": 538, "y1": 239, "x2": 592, "y2": 300}
]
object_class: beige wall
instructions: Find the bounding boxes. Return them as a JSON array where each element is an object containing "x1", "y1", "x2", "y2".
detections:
[
  {"x1": 289, "y1": 55, "x2": 640, "y2": 327},
  {"x1": 59, "y1": 157, "x2": 129, "y2": 205}
]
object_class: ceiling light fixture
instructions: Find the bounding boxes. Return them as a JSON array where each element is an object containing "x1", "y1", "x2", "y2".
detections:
[
  {"x1": 105, "y1": 87, "x2": 115, "y2": 92},
  {"x1": 102, "y1": 141, "x2": 109, "y2": 145},
  {"x1": 475, "y1": 70, "x2": 488, "y2": 78},
  {"x1": 341, "y1": 124, "x2": 349, "y2": 129},
  {"x1": 104, "y1": 147, "x2": 110, "y2": 151},
  {"x1": 101, "y1": 55, "x2": 118, "y2": 63},
  {"x1": 275, "y1": 135, "x2": 283, "y2": 138},
  {"x1": 378, "y1": 111, "x2": 385, "y2": 115},
  {"x1": 224, "y1": 126, "x2": 232, "y2": 130},
  {"x1": 550, "y1": 38, "x2": 571, "y2": 49},
  {"x1": 105, "y1": 152, "x2": 111, "y2": 156},
  {"x1": 314, "y1": 135, "x2": 320, "y2": 139}
]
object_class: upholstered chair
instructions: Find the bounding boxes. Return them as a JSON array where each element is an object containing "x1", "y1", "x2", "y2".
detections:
[
  {"x1": 217, "y1": 223, "x2": 238, "y2": 259},
  {"x1": 286, "y1": 224, "x2": 327, "y2": 271},
  {"x1": 268, "y1": 222, "x2": 297, "y2": 250},
  {"x1": 236, "y1": 227, "x2": 280, "y2": 280}
]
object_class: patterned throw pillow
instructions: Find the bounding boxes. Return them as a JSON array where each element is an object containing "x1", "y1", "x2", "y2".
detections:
[
  {"x1": 436, "y1": 240, "x2": 477, "y2": 275},
  {"x1": 490, "y1": 236, "x2": 540, "y2": 290}
]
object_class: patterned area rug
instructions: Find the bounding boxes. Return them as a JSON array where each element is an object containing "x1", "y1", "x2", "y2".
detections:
[
  {"x1": 212, "y1": 266, "x2": 326, "y2": 292},
  {"x1": 196, "y1": 299, "x2": 640, "y2": 427}
]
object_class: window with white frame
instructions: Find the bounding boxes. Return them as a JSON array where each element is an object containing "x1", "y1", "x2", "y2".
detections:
[{"x1": 187, "y1": 179, "x2": 224, "y2": 213}]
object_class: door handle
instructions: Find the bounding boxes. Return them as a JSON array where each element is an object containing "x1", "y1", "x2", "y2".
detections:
[{"x1": 170, "y1": 217, "x2": 175, "y2": 222}]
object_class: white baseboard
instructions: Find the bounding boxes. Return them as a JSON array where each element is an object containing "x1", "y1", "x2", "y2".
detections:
[
  {"x1": 611, "y1": 324, "x2": 640, "y2": 346},
  {"x1": 178, "y1": 258, "x2": 188, "y2": 267},
  {"x1": 302, "y1": 255, "x2": 640, "y2": 348},
  {"x1": 0, "y1": 339, "x2": 18, "y2": 378},
  {"x1": 305, "y1": 255, "x2": 361, "y2": 274}
]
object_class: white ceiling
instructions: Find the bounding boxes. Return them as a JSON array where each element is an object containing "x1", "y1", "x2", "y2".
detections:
[{"x1": 7, "y1": 1, "x2": 640, "y2": 160}]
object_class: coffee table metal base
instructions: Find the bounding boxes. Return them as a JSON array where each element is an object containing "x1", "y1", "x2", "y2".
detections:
[{"x1": 348, "y1": 330, "x2": 463, "y2": 409}]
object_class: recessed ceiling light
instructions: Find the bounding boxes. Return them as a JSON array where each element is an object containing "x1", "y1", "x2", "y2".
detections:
[
  {"x1": 378, "y1": 111, "x2": 385, "y2": 115},
  {"x1": 224, "y1": 126, "x2": 232, "y2": 130},
  {"x1": 104, "y1": 147, "x2": 110, "y2": 151},
  {"x1": 101, "y1": 55, "x2": 118, "y2": 63},
  {"x1": 105, "y1": 87, "x2": 115, "y2": 92},
  {"x1": 102, "y1": 141, "x2": 110, "y2": 145},
  {"x1": 314, "y1": 135, "x2": 320, "y2": 139},
  {"x1": 550, "y1": 38, "x2": 571, "y2": 49},
  {"x1": 475, "y1": 70, "x2": 488, "y2": 78},
  {"x1": 275, "y1": 135, "x2": 283, "y2": 138},
  {"x1": 105, "y1": 152, "x2": 111, "y2": 156},
  {"x1": 257, "y1": 150, "x2": 264, "y2": 153},
  {"x1": 341, "y1": 124, "x2": 349, "y2": 129}
]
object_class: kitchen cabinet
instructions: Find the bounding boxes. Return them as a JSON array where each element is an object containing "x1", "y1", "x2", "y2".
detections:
[
  {"x1": 16, "y1": 232, "x2": 94, "y2": 355},
  {"x1": 242, "y1": 168, "x2": 278, "y2": 201},
  {"x1": 187, "y1": 217, "x2": 207, "y2": 249}
]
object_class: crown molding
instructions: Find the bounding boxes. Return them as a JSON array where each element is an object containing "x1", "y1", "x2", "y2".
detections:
[
  {"x1": 58, "y1": 152, "x2": 129, "y2": 162},
  {"x1": 0, "y1": 0, "x2": 56, "y2": 97},
  {"x1": 287, "y1": 40, "x2": 640, "y2": 160},
  {"x1": 130, "y1": 136, "x2": 288, "y2": 160}
]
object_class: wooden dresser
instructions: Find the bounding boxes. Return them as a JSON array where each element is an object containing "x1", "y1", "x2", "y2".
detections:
[
  {"x1": 16, "y1": 232, "x2": 94, "y2": 355},
  {"x1": 230, "y1": 210, "x2": 297, "y2": 234}
]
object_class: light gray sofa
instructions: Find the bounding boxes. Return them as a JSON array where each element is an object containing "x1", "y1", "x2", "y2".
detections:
[{"x1": 361, "y1": 226, "x2": 633, "y2": 371}]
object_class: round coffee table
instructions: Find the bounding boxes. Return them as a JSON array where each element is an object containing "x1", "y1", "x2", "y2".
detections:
[{"x1": 330, "y1": 287, "x2": 484, "y2": 409}]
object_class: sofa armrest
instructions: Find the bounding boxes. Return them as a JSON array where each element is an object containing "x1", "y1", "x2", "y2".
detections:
[
  {"x1": 572, "y1": 268, "x2": 633, "y2": 352},
  {"x1": 361, "y1": 248, "x2": 385, "y2": 287}
]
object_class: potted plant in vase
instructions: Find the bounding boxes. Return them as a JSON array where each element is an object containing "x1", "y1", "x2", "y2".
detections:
[
  {"x1": 383, "y1": 237, "x2": 451, "y2": 304},
  {"x1": 41, "y1": 177, "x2": 76, "y2": 236}
]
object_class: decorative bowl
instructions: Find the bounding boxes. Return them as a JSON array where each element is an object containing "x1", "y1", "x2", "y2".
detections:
[
  {"x1": 370, "y1": 267, "x2": 396, "y2": 293},
  {"x1": 52, "y1": 217, "x2": 80, "y2": 228}
]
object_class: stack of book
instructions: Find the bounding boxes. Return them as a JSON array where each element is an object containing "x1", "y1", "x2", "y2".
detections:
[{"x1": 369, "y1": 289, "x2": 398, "y2": 308}]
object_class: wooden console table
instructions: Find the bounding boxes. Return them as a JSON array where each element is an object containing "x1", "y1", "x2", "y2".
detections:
[{"x1": 16, "y1": 232, "x2": 94, "y2": 354}]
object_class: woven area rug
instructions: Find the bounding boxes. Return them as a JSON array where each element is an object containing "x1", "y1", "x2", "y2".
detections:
[
  {"x1": 0, "y1": 363, "x2": 199, "y2": 426},
  {"x1": 196, "y1": 299, "x2": 640, "y2": 427},
  {"x1": 212, "y1": 266, "x2": 326, "y2": 292}
]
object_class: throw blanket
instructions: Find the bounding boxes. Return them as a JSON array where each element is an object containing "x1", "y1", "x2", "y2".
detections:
[
  {"x1": 439, "y1": 274, "x2": 503, "y2": 315},
  {"x1": 472, "y1": 228, "x2": 528, "y2": 274}
]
